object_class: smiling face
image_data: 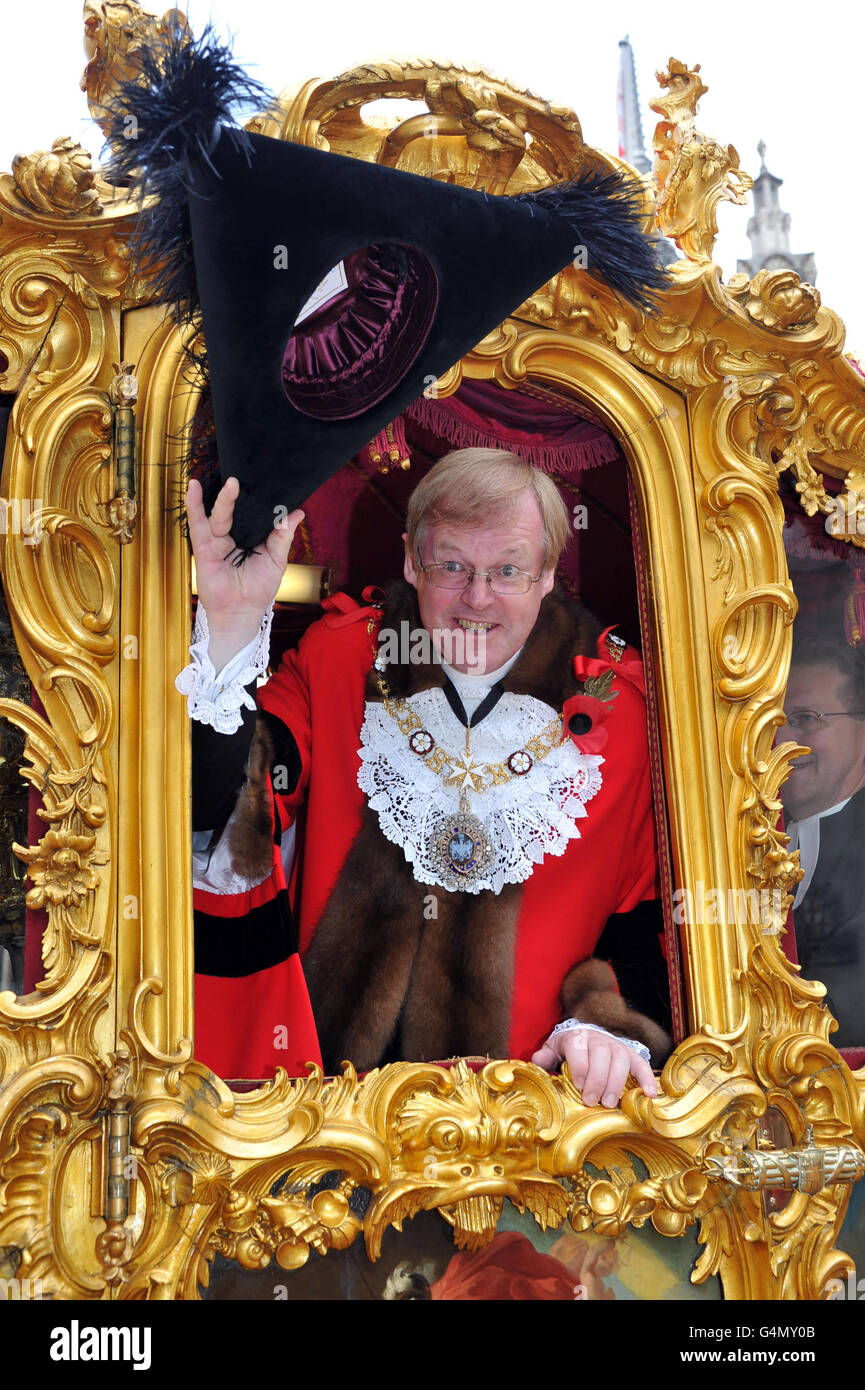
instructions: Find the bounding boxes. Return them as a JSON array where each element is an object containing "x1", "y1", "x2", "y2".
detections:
[
  {"x1": 782, "y1": 662, "x2": 865, "y2": 821},
  {"x1": 403, "y1": 489, "x2": 555, "y2": 674}
]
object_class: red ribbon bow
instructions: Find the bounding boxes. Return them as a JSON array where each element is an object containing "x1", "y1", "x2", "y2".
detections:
[{"x1": 322, "y1": 586, "x2": 385, "y2": 629}]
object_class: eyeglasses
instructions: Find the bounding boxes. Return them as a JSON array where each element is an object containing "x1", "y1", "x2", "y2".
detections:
[
  {"x1": 785, "y1": 708, "x2": 865, "y2": 733},
  {"x1": 418, "y1": 559, "x2": 543, "y2": 596}
]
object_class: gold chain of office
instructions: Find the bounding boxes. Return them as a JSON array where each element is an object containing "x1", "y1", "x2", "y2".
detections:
[{"x1": 374, "y1": 672, "x2": 564, "y2": 799}]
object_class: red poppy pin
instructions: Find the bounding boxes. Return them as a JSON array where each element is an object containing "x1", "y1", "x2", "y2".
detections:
[{"x1": 563, "y1": 628, "x2": 645, "y2": 753}]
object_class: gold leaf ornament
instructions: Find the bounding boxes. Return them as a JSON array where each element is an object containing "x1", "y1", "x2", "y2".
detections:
[
  {"x1": 581, "y1": 670, "x2": 619, "y2": 702},
  {"x1": 11, "y1": 137, "x2": 101, "y2": 215},
  {"x1": 727, "y1": 269, "x2": 821, "y2": 333}
]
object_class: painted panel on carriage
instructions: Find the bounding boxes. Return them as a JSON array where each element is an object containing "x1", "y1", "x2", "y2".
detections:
[{"x1": 200, "y1": 1199, "x2": 722, "y2": 1301}]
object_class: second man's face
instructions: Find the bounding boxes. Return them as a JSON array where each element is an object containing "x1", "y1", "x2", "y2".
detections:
[{"x1": 783, "y1": 663, "x2": 865, "y2": 820}]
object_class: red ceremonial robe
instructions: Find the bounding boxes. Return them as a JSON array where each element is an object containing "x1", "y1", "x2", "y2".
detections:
[{"x1": 234, "y1": 581, "x2": 663, "y2": 1074}]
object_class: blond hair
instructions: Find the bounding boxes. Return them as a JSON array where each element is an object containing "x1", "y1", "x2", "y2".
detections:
[{"x1": 406, "y1": 448, "x2": 570, "y2": 570}]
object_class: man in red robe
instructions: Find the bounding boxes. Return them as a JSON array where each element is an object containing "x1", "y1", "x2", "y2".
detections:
[{"x1": 180, "y1": 449, "x2": 669, "y2": 1101}]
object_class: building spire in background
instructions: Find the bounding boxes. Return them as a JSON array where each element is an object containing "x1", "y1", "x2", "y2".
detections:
[
  {"x1": 617, "y1": 36, "x2": 651, "y2": 174},
  {"x1": 737, "y1": 142, "x2": 817, "y2": 283},
  {"x1": 617, "y1": 37, "x2": 677, "y2": 266}
]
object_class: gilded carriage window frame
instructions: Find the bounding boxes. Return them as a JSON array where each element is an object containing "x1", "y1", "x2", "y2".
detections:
[{"x1": 2, "y1": 14, "x2": 865, "y2": 1301}]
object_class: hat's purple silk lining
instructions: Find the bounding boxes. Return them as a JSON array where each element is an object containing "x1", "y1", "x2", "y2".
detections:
[{"x1": 281, "y1": 243, "x2": 439, "y2": 420}]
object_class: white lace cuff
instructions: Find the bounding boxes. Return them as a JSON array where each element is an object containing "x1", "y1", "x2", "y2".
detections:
[
  {"x1": 175, "y1": 599, "x2": 274, "y2": 734},
  {"x1": 551, "y1": 1018, "x2": 651, "y2": 1066}
]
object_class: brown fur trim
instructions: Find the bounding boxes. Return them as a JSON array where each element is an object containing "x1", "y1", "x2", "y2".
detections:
[
  {"x1": 561, "y1": 958, "x2": 671, "y2": 1067},
  {"x1": 400, "y1": 882, "x2": 521, "y2": 1062},
  {"x1": 303, "y1": 810, "x2": 522, "y2": 1071},
  {"x1": 227, "y1": 718, "x2": 276, "y2": 881},
  {"x1": 364, "y1": 579, "x2": 447, "y2": 702},
  {"x1": 505, "y1": 589, "x2": 600, "y2": 711},
  {"x1": 302, "y1": 808, "x2": 429, "y2": 1073}
]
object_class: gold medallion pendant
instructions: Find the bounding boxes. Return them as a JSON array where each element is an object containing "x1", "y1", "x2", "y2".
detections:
[{"x1": 426, "y1": 798, "x2": 495, "y2": 889}]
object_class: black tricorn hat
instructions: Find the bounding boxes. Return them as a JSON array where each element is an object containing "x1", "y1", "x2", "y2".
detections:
[{"x1": 104, "y1": 19, "x2": 668, "y2": 555}]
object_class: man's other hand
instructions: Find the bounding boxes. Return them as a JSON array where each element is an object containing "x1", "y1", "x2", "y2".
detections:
[{"x1": 532, "y1": 1026, "x2": 659, "y2": 1107}]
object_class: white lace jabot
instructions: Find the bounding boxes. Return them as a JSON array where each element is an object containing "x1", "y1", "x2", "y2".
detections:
[{"x1": 357, "y1": 685, "x2": 603, "y2": 895}]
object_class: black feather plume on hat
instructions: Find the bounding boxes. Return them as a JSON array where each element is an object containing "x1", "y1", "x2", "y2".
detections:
[
  {"x1": 100, "y1": 14, "x2": 273, "y2": 326},
  {"x1": 100, "y1": 17, "x2": 274, "y2": 520},
  {"x1": 514, "y1": 168, "x2": 668, "y2": 313}
]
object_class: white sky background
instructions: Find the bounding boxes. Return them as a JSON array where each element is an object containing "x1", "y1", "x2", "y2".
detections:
[{"x1": 1, "y1": 0, "x2": 863, "y2": 352}]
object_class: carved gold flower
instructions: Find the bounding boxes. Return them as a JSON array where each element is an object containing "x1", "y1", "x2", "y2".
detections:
[
  {"x1": 764, "y1": 848, "x2": 804, "y2": 896},
  {"x1": 16, "y1": 829, "x2": 103, "y2": 908},
  {"x1": 794, "y1": 476, "x2": 828, "y2": 517}
]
